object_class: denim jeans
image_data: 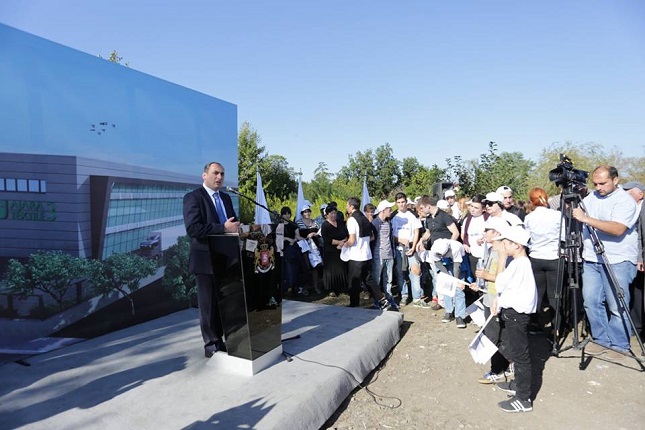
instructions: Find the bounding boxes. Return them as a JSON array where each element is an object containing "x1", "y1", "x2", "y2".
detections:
[
  {"x1": 582, "y1": 261, "x2": 637, "y2": 351},
  {"x1": 373, "y1": 257, "x2": 394, "y2": 297},
  {"x1": 394, "y1": 247, "x2": 422, "y2": 300},
  {"x1": 443, "y1": 286, "x2": 466, "y2": 318}
]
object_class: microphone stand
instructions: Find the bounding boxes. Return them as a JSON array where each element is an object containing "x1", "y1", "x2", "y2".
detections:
[{"x1": 226, "y1": 187, "x2": 282, "y2": 224}]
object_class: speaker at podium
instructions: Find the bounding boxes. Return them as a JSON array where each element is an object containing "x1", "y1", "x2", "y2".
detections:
[{"x1": 207, "y1": 224, "x2": 283, "y2": 375}]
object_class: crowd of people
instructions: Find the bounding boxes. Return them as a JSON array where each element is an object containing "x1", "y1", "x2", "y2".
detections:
[
  {"x1": 267, "y1": 165, "x2": 644, "y2": 413},
  {"x1": 184, "y1": 161, "x2": 644, "y2": 414}
]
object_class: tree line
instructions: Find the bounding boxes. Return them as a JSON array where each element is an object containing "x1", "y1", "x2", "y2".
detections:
[{"x1": 238, "y1": 121, "x2": 644, "y2": 224}]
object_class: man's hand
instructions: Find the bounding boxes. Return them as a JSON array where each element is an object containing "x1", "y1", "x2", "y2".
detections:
[
  {"x1": 572, "y1": 207, "x2": 587, "y2": 223},
  {"x1": 225, "y1": 217, "x2": 240, "y2": 233}
]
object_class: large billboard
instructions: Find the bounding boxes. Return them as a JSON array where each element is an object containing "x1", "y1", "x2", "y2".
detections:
[{"x1": 0, "y1": 24, "x2": 238, "y2": 353}]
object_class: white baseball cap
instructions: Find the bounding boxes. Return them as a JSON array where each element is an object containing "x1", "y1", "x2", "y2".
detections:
[
  {"x1": 493, "y1": 225, "x2": 530, "y2": 246},
  {"x1": 374, "y1": 200, "x2": 394, "y2": 215}
]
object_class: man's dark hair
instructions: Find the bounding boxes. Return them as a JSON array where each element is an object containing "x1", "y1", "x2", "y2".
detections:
[
  {"x1": 280, "y1": 206, "x2": 292, "y2": 216},
  {"x1": 347, "y1": 197, "x2": 361, "y2": 211},
  {"x1": 203, "y1": 161, "x2": 223, "y2": 172},
  {"x1": 593, "y1": 165, "x2": 619, "y2": 180},
  {"x1": 470, "y1": 193, "x2": 486, "y2": 204},
  {"x1": 395, "y1": 192, "x2": 407, "y2": 201}
]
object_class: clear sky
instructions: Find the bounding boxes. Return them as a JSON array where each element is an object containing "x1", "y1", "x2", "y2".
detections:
[{"x1": 2, "y1": 1, "x2": 644, "y2": 181}]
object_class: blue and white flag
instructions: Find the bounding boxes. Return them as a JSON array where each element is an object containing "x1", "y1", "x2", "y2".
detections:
[
  {"x1": 361, "y1": 176, "x2": 371, "y2": 208},
  {"x1": 254, "y1": 169, "x2": 272, "y2": 226},
  {"x1": 294, "y1": 173, "x2": 308, "y2": 222}
]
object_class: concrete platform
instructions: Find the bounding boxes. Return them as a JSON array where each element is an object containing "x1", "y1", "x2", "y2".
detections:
[{"x1": 0, "y1": 300, "x2": 403, "y2": 430}]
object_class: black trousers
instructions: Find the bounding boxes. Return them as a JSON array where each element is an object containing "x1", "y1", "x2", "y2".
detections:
[
  {"x1": 196, "y1": 273, "x2": 224, "y2": 346},
  {"x1": 484, "y1": 305, "x2": 510, "y2": 375},
  {"x1": 499, "y1": 308, "x2": 532, "y2": 401},
  {"x1": 530, "y1": 257, "x2": 560, "y2": 326},
  {"x1": 348, "y1": 260, "x2": 382, "y2": 307}
]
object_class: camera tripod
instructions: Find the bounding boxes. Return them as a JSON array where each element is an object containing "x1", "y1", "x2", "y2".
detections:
[{"x1": 551, "y1": 190, "x2": 645, "y2": 368}]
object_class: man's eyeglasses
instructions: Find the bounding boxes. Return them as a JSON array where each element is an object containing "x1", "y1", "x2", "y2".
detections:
[{"x1": 485, "y1": 201, "x2": 497, "y2": 207}]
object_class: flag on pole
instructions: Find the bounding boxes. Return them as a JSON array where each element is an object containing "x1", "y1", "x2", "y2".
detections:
[
  {"x1": 295, "y1": 172, "x2": 307, "y2": 222},
  {"x1": 361, "y1": 176, "x2": 371, "y2": 208},
  {"x1": 254, "y1": 169, "x2": 272, "y2": 226},
  {"x1": 468, "y1": 313, "x2": 498, "y2": 364}
]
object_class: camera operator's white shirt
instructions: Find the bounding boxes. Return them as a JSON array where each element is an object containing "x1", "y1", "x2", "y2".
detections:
[{"x1": 581, "y1": 188, "x2": 638, "y2": 264}]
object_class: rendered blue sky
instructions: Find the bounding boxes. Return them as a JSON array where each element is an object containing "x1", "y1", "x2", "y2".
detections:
[{"x1": 1, "y1": 1, "x2": 644, "y2": 181}]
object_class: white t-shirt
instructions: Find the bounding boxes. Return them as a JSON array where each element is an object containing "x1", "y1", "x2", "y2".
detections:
[
  {"x1": 496, "y1": 256, "x2": 538, "y2": 314},
  {"x1": 525, "y1": 206, "x2": 561, "y2": 260},
  {"x1": 391, "y1": 210, "x2": 422, "y2": 243},
  {"x1": 340, "y1": 216, "x2": 372, "y2": 262},
  {"x1": 463, "y1": 214, "x2": 487, "y2": 258}
]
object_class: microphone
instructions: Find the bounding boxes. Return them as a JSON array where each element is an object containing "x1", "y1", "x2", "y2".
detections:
[{"x1": 225, "y1": 186, "x2": 239, "y2": 194}]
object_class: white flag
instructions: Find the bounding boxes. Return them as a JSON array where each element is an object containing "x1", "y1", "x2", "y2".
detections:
[
  {"x1": 295, "y1": 173, "x2": 307, "y2": 222},
  {"x1": 468, "y1": 314, "x2": 498, "y2": 364},
  {"x1": 435, "y1": 271, "x2": 468, "y2": 297},
  {"x1": 361, "y1": 176, "x2": 371, "y2": 207},
  {"x1": 466, "y1": 296, "x2": 486, "y2": 327},
  {"x1": 254, "y1": 169, "x2": 273, "y2": 226}
]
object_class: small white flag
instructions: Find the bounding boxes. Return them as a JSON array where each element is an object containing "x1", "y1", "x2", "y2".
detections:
[
  {"x1": 468, "y1": 314, "x2": 498, "y2": 364},
  {"x1": 435, "y1": 271, "x2": 468, "y2": 297},
  {"x1": 466, "y1": 296, "x2": 486, "y2": 327}
]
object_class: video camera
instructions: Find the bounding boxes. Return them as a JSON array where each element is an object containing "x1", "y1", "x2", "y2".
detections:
[{"x1": 548, "y1": 154, "x2": 589, "y2": 194}]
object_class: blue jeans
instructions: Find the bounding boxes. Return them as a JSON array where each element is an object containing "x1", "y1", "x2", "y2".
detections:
[
  {"x1": 582, "y1": 261, "x2": 637, "y2": 351},
  {"x1": 443, "y1": 286, "x2": 466, "y2": 318},
  {"x1": 373, "y1": 257, "x2": 394, "y2": 297},
  {"x1": 394, "y1": 247, "x2": 422, "y2": 300}
]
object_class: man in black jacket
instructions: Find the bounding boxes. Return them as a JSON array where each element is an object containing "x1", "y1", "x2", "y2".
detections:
[{"x1": 183, "y1": 161, "x2": 239, "y2": 358}]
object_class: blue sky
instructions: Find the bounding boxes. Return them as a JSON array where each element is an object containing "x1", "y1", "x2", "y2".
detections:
[{"x1": 2, "y1": 1, "x2": 644, "y2": 181}]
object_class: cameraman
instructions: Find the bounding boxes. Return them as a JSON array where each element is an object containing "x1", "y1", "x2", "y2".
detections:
[{"x1": 572, "y1": 165, "x2": 639, "y2": 357}]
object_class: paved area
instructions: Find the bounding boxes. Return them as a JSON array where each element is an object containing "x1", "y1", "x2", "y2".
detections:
[{"x1": 0, "y1": 301, "x2": 402, "y2": 430}]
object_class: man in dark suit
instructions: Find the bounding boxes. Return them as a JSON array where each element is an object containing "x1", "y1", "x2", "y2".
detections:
[
  {"x1": 624, "y1": 181, "x2": 645, "y2": 338},
  {"x1": 183, "y1": 161, "x2": 240, "y2": 358}
]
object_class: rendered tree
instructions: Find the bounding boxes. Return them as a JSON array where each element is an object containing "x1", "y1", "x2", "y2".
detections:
[
  {"x1": 87, "y1": 253, "x2": 157, "y2": 315},
  {"x1": 161, "y1": 236, "x2": 196, "y2": 307},
  {"x1": 4, "y1": 251, "x2": 87, "y2": 311}
]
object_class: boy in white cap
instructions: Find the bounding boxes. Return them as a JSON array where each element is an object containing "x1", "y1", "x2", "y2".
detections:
[{"x1": 491, "y1": 225, "x2": 537, "y2": 413}]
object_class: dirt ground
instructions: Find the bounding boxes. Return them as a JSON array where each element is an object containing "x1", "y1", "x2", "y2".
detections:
[{"x1": 306, "y1": 293, "x2": 645, "y2": 430}]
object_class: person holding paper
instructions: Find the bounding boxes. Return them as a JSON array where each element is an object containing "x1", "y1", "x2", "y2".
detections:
[
  {"x1": 469, "y1": 217, "x2": 513, "y2": 384},
  {"x1": 431, "y1": 238, "x2": 468, "y2": 328},
  {"x1": 490, "y1": 226, "x2": 538, "y2": 413}
]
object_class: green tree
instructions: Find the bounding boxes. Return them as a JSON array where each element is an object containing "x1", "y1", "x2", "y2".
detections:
[
  {"x1": 263, "y1": 155, "x2": 297, "y2": 201},
  {"x1": 307, "y1": 162, "x2": 334, "y2": 203},
  {"x1": 87, "y1": 253, "x2": 157, "y2": 315},
  {"x1": 238, "y1": 122, "x2": 268, "y2": 223},
  {"x1": 4, "y1": 251, "x2": 87, "y2": 311},
  {"x1": 453, "y1": 142, "x2": 534, "y2": 199},
  {"x1": 337, "y1": 143, "x2": 402, "y2": 200},
  {"x1": 406, "y1": 163, "x2": 446, "y2": 199},
  {"x1": 162, "y1": 236, "x2": 196, "y2": 307}
]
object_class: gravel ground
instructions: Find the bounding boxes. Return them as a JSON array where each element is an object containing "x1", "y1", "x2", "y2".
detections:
[{"x1": 305, "y1": 293, "x2": 645, "y2": 430}]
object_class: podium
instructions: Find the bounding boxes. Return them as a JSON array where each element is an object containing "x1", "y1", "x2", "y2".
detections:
[{"x1": 206, "y1": 229, "x2": 282, "y2": 375}]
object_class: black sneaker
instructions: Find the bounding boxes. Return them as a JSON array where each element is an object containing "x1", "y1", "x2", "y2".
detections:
[
  {"x1": 441, "y1": 313, "x2": 454, "y2": 323},
  {"x1": 498, "y1": 396, "x2": 532, "y2": 413},
  {"x1": 455, "y1": 317, "x2": 466, "y2": 328},
  {"x1": 497, "y1": 381, "x2": 516, "y2": 395}
]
